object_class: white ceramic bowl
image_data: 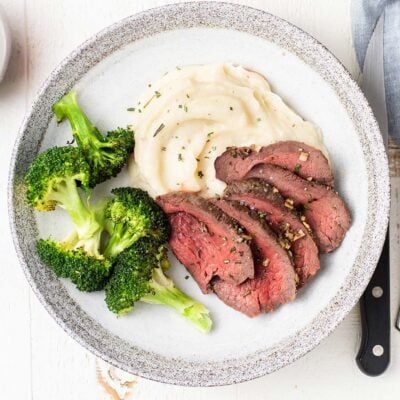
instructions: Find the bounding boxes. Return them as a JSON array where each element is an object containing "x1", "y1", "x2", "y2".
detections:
[{"x1": 0, "y1": 6, "x2": 11, "y2": 82}]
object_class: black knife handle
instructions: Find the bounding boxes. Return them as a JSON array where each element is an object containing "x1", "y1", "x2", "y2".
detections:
[{"x1": 356, "y1": 231, "x2": 390, "y2": 376}]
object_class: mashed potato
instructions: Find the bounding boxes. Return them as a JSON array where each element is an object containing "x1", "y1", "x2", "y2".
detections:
[{"x1": 129, "y1": 64, "x2": 325, "y2": 197}]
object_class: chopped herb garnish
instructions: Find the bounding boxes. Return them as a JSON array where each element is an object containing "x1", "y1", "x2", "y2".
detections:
[
  {"x1": 207, "y1": 131, "x2": 214, "y2": 138},
  {"x1": 229, "y1": 106, "x2": 233, "y2": 111},
  {"x1": 257, "y1": 117, "x2": 261, "y2": 122},
  {"x1": 178, "y1": 104, "x2": 183, "y2": 109},
  {"x1": 138, "y1": 109, "x2": 142, "y2": 113},
  {"x1": 212, "y1": 146, "x2": 217, "y2": 151},
  {"x1": 184, "y1": 105, "x2": 188, "y2": 112},
  {"x1": 178, "y1": 153, "x2": 183, "y2": 162},
  {"x1": 155, "y1": 91, "x2": 161, "y2": 98},
  {"x1": 176, "y1": 66, "x2": 181, "y2": 70},
  {"x1": 197, "y1": 171, "x2": 204, "y2": 178},
  {"x1": 153, "y1": 123, "x2": 165, "y2": 137},
  {"x1": 184, "y1": 275, "x2": 190, "y2": 280},
  {"x1": 127, "y1": 107, "x2": 135, "y2": 112},
  {"x1": 204, "y1": 156, "x2": 210, "y2": 159},
  {"x1": 143, "y1": 96, "x2": 154, "y2": 108},
  {"x1": 196, "y1": 158, "x2": 200, "y2": 162},
  {"x1": 294, "y1": 163, "x2": 302, "y2": 174},
  {"x1": 148, "y1": 84, "x2": 152, "y2": 87},
  {"x1": 161, "y1": 146, "x2": 166, "y2": 151},
  {"x1": 230, "y1": 246, "x2": 237, "y2": 253},
  {"x1": 181, "y1": 146, "x2": 186, "y2": 150},
  {"x1": 186, "y1": 94, "x2": 190, "y2": 98}
]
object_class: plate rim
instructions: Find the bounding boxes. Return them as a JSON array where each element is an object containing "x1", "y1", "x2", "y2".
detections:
[{"x1": 8, "y1": 1, "x2": 390, "y2": 386}]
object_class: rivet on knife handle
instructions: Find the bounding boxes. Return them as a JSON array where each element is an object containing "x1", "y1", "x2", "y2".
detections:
[{"x1": 356, "y1": 232, "x2": 390, "y2": 376}]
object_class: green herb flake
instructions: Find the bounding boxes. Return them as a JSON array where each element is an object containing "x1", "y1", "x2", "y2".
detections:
[
  {"x1": 207, "y1": 131, "x2": 214, "y2": 138},
  {"x1": 178, "y1": 153, "x2": 183, "y2": 162},
  {"x1": 257, "y1": 117, "x2": 261, "y2": 122},
  {"x1": 184, "y1": 105, "x2": 188, "y2": 112},
  {"x1": 197, "y1": 170, "x2": 204, "y2": 178},
  {"x1": 155, "y1": 91, "x2": 161, "y2": 98},
  {"x1": 161, "y1": 146, "x2": 167, "y2": 151},
  {"x1": 153, "y1": 123, "x2": 165, "y2": 137},
  {"x1": 294, "y1": 163, "x2": 302, "y2": 174},
  {"x1": 178, "y1": 104, "x2": 183, "y2": 109},
  {"x1": 229, "y1": 106, "x2": 234, "y2": 111},
  {"x1": 186, "y1": 94, "x2": 190, "y2": 98},
  {"x1": 184, "y1": 275, "x2": 190, "y2": 280},
  {"x1": 230, "y1": 246, "x2": 237, "y2": 253},
  {"x1": 127, "y1": 107, "x2": 135, "y2": 112}
]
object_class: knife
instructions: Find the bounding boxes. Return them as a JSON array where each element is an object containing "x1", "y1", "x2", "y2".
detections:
[{"x1": 355, "y1": 16, "x2": 391, "y2": 376}]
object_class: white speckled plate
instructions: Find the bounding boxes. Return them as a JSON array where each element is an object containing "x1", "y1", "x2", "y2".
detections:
[{"x1": 8, "y1": 2, "x2": 389, "y2": 386}]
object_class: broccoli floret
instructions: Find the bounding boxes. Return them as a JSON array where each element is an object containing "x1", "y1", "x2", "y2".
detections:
[
  {"x1": 25, "y1": 146, "x2": 104, "y2": 238},
  {"x1": 103, "y1": 187, "x2": 170, "y2": 259},
  {"x1": 25, "y1": 146, "x2": 90, "y2": 212},
  {"x1": 105, "y1": 238, "x2": 212, "y2": 333},
  {"x1": 26, "y1": 146, "x2": 111, "y2": 291},
  {"x1": 37, "y1": 238, "x2": 111, "y2": 291},
  {"x1": 53, "y1": 91, "x2": 134, "y2": 188}
]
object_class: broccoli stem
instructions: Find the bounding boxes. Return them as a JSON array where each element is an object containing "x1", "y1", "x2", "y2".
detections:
[
  {"x1": 49, "y1": 178, "x2": 102, "y2": 243},
  {"x1": 103, "y1": 224, "x2": 141, "y2": 259},
  {"x1": 53, "y1": 91, "x2": 104, "y2": 150},
  {"x1": 142, "y1": 268, "x2": 212, "y2": 333}
]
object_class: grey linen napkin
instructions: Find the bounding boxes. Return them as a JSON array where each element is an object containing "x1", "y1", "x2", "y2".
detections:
[{"x1": 352, "y1": 0, "x2": 400, "y2": 142}]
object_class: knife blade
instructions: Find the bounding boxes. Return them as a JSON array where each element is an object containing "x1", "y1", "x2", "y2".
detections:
[{"x1": 356, "y1": 15, "x2": 391, "y2": 376}]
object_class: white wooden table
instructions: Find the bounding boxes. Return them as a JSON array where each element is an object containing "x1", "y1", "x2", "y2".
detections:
[{"x1": 1, "y1": 1, "x2": 399, "y2": 398}]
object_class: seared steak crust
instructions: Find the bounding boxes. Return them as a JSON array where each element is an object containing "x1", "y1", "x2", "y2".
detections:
[
  {"x1": 211, "y1": 199, "x2": 296, "y2": 316},
  {"x1": 215, "y1": 141, "x2": 334, "y2": 186},
  {"x1": 245, "y1": 165, "x2": 351, "y2": 253},
  {"x1": 224, "y1": 179, "x2": 320, "y2": 285},
  {"x1": 157, "y1": 192, "x2": 254, "y2": 292}
]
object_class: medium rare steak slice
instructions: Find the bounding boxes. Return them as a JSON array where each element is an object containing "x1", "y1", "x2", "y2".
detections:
[
  {"x1": 157, "y1": 192, "x2": 254, "y2": 293},
  {"x1": 210, "y1": 199, "x2": 297, "y2": 316},
  {"x1": 245, "y1": 164, "x2": 351, "y2": 253},
  {"x1": 223, "y1": 179, "x2": 320, "y2": 285},
  {"x1": 215, "y1": 141, "x2": 333, "y2": 186}
]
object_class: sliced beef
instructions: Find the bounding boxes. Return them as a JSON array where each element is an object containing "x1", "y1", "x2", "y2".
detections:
[
  {"x1": 223, "y1": 179, "x2": 320, "y2": 285},
  {"x1": 245, "y1": 164, "x2": 351, "y2": 253},
  {"x1": 215, "y1": 141, "x2": 334, "y2": 186},
  {"x1": 210, "y1": 199, "x2": 297, "y2": 316},
  {"x1": 157, "y1": 192, "x2": 254, "y2": 293}
]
